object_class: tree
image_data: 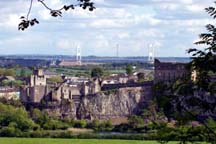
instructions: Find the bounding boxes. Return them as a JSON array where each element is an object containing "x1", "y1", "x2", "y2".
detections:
[
  {"x1": 186, "y1": 0, "x2": 216, "y2": 126},
  {"x1": 128, "y1": 115, "x2": 144, "y2": 129},
  {"x1": 0, "y1": 102, "x2": 38, "y2": 132},
  {"x1": 126, "y1": 65, "x2": 133, "y2": 76},
  {"x1": 30, "y1": 108, "x2": 49, "y2": 127},
  {"x1": 91, "y1": 67, "x2": 104, "y2": 78},
  {"x1": 90, "y1": 119, "x2": 100, "y2": 131},
  {"x1": 20, "y1": 68, "x2": 31, "y2": 77},
  {"x1": 0, "y1": 68, "x2": 4, "y2": 76},
  {"x1": 47, "y1": 76, "x2": 63, "y2": 83},
  {"x1": 187, "y1": 3, "x2": 216, "y2": 91},
  {"x1": 154, "y1": 2, "x2": 216, "y2": 139},
  {"x1": 4, "y1": 69, "x2": 16, "y2": 77},
  {"x1": 19, "y1": 0, "x2": 95, "y2": 31},
  {"x1": 137, "y1": 72, "x2": 145, "y2": 82},
  {"x1": 74, "y1": 119, "x2": 87, "y2": 128},
  {"x1": 11, "y1": 80, "x2": 24, "y2": 87}
]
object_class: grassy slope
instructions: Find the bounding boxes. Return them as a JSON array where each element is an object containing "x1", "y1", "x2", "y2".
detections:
[{"x1": 0, "y1": 138, "x2": 178, "y2": 144}]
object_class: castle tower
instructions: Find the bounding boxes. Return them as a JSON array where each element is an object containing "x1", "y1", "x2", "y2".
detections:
[
  {"x1": 76, "y1": 45, "x2": 82, "y2": 65},
  {"x1": 30, "y1": 69, "x2": 47, "y2": 86}
]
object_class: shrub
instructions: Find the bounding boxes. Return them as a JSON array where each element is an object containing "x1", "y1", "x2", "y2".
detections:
[
  {"x1": 74, "y1": 119, "x2": 87, "y2": 128},
  {"x1": 43, "y1": 119, "x2": 69, "y2": 130},
  {"x1": 0, "y1": 126, "x2": 17, "y2": 137}
]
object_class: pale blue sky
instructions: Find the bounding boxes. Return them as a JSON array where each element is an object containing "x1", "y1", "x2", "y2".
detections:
[{"x1": 0, "y1": 0, "x2": 214, "y2": 57}]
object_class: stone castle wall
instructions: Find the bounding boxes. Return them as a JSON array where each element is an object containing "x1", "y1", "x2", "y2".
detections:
[{"x1": 154, "y1": 59, "x2": 189, "y2": 82}]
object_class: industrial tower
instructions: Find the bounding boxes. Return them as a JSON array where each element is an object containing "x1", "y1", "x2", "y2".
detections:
[
  {"x1": 76, "y1": 45, "x2": 82, "y2": 65},
  {"x1": 148, "y1": 43, "x2": 155, "y2": 64}
]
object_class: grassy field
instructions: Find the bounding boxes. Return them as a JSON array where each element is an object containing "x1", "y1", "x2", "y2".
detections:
[{"x1": 0, "y1": 138, "x2": 180, "y2": 144}]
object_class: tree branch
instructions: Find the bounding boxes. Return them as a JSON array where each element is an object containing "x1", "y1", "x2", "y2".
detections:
[
  {"x1": 27, "y1": 0, "x2": 34, "y2": 20},
  {"x1": 38, "y1": 0, "x2": 52, "y2": 11},
  {"x1": 18, "y1": 0, "x2": 95, "y2": 31}
]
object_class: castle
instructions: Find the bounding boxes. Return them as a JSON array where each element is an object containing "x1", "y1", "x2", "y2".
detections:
[
  {"x1": 21, "y1": 59, "x2": 191, "y2": 105},
  {"x1": 20, "y1": 59, "x2": 192, "y2": 120},
  {"x1": 21, "y1": 69, "x2": 101, "y2": 105}
]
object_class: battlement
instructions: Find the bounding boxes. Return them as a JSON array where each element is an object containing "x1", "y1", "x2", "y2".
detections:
[
  {"x1": 33, "y1": 69, "x2": 44, "y2": 76},
  {"x1": 30, "y1": 69, "x2": 47, "y2": 86}
]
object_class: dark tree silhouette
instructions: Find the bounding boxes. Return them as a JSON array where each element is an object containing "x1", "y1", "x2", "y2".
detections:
[
  {"x1": 91, "y1": 67, "x2": 104, "y2": 78},
  {"x1": 18, "y1": 0, "x2": 95, "y2": 31},
  {"x1": 188, "y1": 2, "x2": 216, "y2": 91},
  {"x1": 154, "y1": 2, "x2": 216, "y2": 143},
  {"x1": 175, "y1": 2, "x2": 216, "y2": 141}
]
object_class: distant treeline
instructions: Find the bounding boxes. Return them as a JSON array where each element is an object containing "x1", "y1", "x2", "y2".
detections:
[{"x1": 0, "y1": 58, "x2": 49, "y2": 67}]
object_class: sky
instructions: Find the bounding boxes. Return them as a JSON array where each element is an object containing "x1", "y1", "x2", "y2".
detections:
[{"x1": 0, "y1": 0, "x2": 215, "y2": 57}]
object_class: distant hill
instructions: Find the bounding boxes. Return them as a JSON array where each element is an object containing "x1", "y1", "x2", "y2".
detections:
[{"x1": 0, "y1": 55, "x2": 191, "y2": 64}]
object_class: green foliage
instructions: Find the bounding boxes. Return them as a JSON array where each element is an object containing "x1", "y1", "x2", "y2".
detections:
[
  {"x1": 1, "y1": 80, "x2": 11, "y2": 86},
  {"x1": 0, "y1": 80, "x2": 23, "y2": 87},
  {"x1": 91, "y1": 67, "x2": 104, "y2": 78},
  {"x1": 47, "y1": 76, "x2": 63, "y2": 83},
  {"x1": 90, "y1": 119, "x2": 100, "y2": 130},
  {"x1": 20, "y1": 68, "x2": 32, "y2": 77},
  {"x1": 4, "y1": 69, "x2": 16, "y2": 77},
  {"x1": 88, "y1": 119, "x2": 113, "y2": 131},
  {"x1": 0, "y1": 138, "x2": 172, "y2": 143},
  {"x1": 103, "y1": 89, "x2": 117, "y2": 95},
  {"x1": 30, "y1": 108, "x2": 49, "y2": 127},
  {"x1": 0, "y1": 126, "x2": 18, "y2": 137},
  {"x1": 74, "y1": 119, "x2": 87, "y2": 128},
  {"x1": 206, "y1": 117, "x2": 216, "y2": 130},
  {"x1": 0, "y1": 98, "x2": 23, "y2": 107},
  {"x1": 43, "y1": 119, "x2": 69, "y2": 130},
  {"x1": 128, "y1": 115, "x2": 144, "y2": 129},
  {"x1": 137, "y1": 72, "x2": 145, "y2": 82},
  {"x1": 125, "y1": 65, "x2": 133, "y2": 76},
  {"x1": 0, "y1": 68, "x2": 4, "y2": 76},
  {"x1": 188, "y1": 3, "x2": 216, "y2": 91},
  {"x1": 113, "y1": 124, "x2": 132, "y2": 133},
  {"x1": 12, "y1": 80, "x2": 24, "y2": 87},
  {"x1": 0, "y1": 102, "x2": 38, "y2": 133}
]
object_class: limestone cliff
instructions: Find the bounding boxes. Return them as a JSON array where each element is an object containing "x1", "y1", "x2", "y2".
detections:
[
  {"x1": 29, "y1": 86, "x2": 152, "y2": 120},
  {"x1": 77, "y1": 87, "x2": 152, "y2": 120},
  {"x1": 44, "y1": 100, "x2": 77, "y2": 118}
]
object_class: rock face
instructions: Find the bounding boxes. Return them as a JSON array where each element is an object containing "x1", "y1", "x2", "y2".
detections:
[
  {"x1": 26, "y1": 86, "x2": 152, "y2": 120},
  {"x1": 44, "y1": 100, "x2": 77, "y2": 118},
  {"x1": 78, "y1": 87, "x2": 152, "y2": 120}
]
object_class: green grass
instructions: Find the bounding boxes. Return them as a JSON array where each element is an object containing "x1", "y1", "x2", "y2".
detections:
[{"x1": 0, "y1": 138, "x2": 179, "y2": 144}]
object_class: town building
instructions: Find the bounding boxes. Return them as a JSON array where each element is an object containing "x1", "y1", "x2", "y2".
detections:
[
  {"x1": 0, "y1": 87, "x2": 19, "y2": 100},
  {"x1": 0, "y1": 76, "x2": 15, "y2": 82}
]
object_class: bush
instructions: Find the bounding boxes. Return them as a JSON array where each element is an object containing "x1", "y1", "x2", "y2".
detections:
[
  {"x1": 43, "y1": 119, "x2": 69, "y2": 130},
  {"x1": 0, "y1": 126, "x2": 17, "y2": 137},
  {"x1": 30, "y1": 130, "x2": 45, "y2": 138},
  {"x1": 113, "y1": 124, "x2": 132, "y2": 133},
  {"x1": 0, "y1": 102, "x2": 38, "y2": 132},
  {"x1": 74, "y1": 119, "x2": 87, "y2": 128},
  {"x1": 128, "y1": 115, "x2": 144, "y2": 129}
]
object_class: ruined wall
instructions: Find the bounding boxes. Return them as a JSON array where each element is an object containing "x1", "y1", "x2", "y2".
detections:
[{"x1": 154, "y1": 59, "x2": 189, "y2": 82}]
